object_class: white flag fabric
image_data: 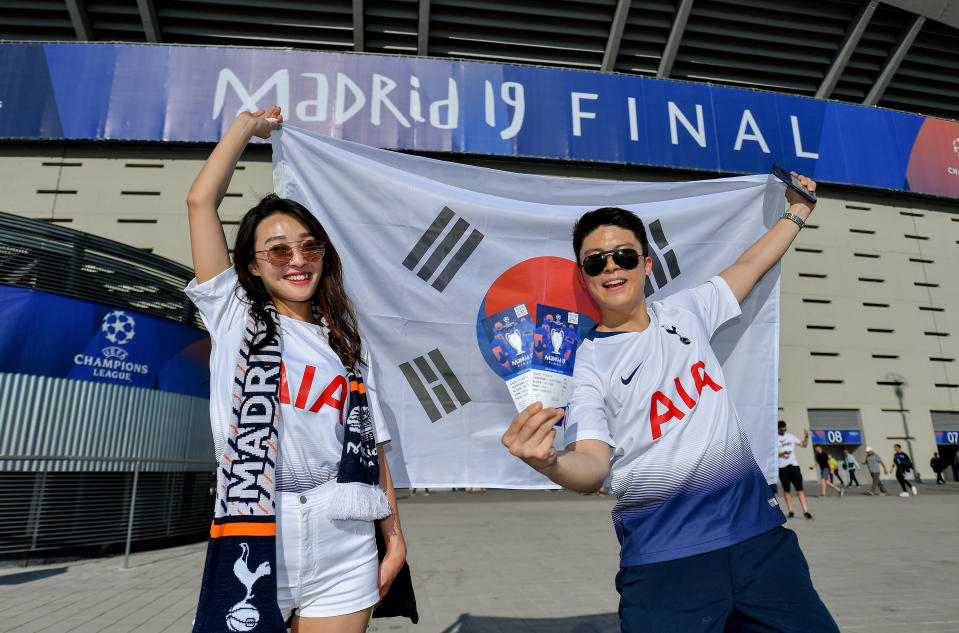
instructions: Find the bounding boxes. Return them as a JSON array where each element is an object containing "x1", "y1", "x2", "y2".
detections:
[{"x1": 272, "y1": 125, "x2": 786, "y2": 488}]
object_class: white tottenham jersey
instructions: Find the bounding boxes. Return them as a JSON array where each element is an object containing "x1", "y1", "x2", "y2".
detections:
[
  {"x1": 186, "y1": 267, "x2": 390, "y2": 494},
  {"x1": 778, "y1": 433, "x2": 801, "y2": 468},
  {"x1": 564, "y1": 276, "x2": 783, "y2": 566}
]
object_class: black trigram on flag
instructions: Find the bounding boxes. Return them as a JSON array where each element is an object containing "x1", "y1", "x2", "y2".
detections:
[
  {"x1": 644, "y1": 219, "x2": 681, "y2": 297},
  {"x1": 402, "y1": 207, "x2": 484, "y2": 292},
  {"x1": 399, "y1": 349, "x2": 472, "y2": 422}
]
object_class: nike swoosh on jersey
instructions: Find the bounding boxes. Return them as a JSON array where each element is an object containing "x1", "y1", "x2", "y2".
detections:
[{"x1": 621, "y1": 364, "x2": 642, "y2": 385}]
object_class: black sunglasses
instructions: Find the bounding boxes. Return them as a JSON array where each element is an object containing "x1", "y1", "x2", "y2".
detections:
[{"x1": 580, "y1": 248, "x2": 643, "y2": 277}]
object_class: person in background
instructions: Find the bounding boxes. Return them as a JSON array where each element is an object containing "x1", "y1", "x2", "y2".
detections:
[
  {"x1": 842, "y1": 448, "x2": 860, "y2": 488},
  {"x1": 929, "y1": 453, "x2": 945, "y2": 485},
  {"x1": 891, "y1": 444, "x2": 917, "y2": 497},
  {"x1": 811, "y1": 445, "x2": 843, "y2": 497},
  {"x1": 862, "y1": 447, "x2": 888, "y2": 496},
  {"x1": 777, "y1": 421, "x2": 813, "y2": 519},
  {"x1": 827, "y1": 453, "x2": 843, "y2": 487}
]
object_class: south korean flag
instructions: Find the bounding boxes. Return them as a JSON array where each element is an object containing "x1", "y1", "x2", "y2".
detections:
[{"x1": 272, "y1": 126, "x2": 785, "y2": 488}]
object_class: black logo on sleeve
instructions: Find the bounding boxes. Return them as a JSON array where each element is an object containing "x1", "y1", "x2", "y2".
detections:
[{"x1": 663, "y1": 325, "x2": 691, "y2": 345}]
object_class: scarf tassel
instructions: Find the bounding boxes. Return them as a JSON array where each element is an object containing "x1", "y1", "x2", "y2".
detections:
[{"x1": 328, "y1": 481, "x2": 392, "y2": 522}]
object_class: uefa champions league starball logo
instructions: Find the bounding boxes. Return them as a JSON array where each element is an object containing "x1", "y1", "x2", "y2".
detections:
[
  {"x1": 101, "y1": 310, "x2": 136, "y2": 345},
  {"x1": 953, "y1": 138, "x2": 959, "y2": 158}
]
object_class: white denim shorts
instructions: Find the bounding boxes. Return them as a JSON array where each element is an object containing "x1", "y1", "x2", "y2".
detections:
[{"x1": 275, "y1": 481, "x2": 380, "y2": 619}]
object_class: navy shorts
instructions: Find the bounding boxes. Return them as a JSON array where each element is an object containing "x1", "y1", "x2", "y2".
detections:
[{"x1": 616, "y1": 527, "x2": 838, "y2": 633}]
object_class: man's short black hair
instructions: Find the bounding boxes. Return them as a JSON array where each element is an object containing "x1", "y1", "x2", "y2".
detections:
[
  {"x1": 572, "y1": 207, "x2": 650, "y2": 261},
  {"x1": 778, "y1": 421, "x2": 787, "y2": 429}
]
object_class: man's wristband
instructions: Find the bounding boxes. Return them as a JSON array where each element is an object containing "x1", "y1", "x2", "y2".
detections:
[{"x1": 782, "y1": 212, "x2": 805, "y2": 229}]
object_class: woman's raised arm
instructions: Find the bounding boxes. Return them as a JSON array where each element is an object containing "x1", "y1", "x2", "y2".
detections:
[{"x1": 186, "y1": 106, "x2": 282, "y2": 283}]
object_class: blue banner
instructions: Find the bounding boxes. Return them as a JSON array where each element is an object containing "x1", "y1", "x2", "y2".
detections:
[
  {"x1": 2, "y1": 42, "x2": 959, "y2": 199},
  {"x1": 811, "y1": 429, "x2": 862, "y2": 445},
  {"x1": 0, "y1": 286, "x2": 210, "y2": 397},
  {"x1": 935, "y1": 430, "x2": 959, "y2": 445}
]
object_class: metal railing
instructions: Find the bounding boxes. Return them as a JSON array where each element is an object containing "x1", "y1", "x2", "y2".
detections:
[
  {"x1": 0, "y1": 456, "x2": 215, "y2": 567},
  {"x1": 0, "y1": 373, "x2": 214, "y2": 473},
  {"x1": 0, "y1": 211, "x2": 201, "y2": 328}
]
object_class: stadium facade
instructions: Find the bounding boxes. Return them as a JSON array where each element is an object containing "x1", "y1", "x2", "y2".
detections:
[
  {"x1": 1, "y1": 0, "x2": 957, "y2": 500},
  {"x1": 0, "y1": 211, "x2": 214, "y2": 559}
]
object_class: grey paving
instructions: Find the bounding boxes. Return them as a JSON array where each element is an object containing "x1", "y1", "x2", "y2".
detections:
[{"x1": 0, "y1": 482, "x2": 957, "y2": 632}]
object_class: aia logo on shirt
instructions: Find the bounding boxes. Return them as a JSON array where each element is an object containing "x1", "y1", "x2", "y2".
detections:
[
  {"x1": 279, "y1": 362, "x2": 346, "y2": 422},
  {"x1": 649, "y1": 360, "x2": 722, "y2": 440}
]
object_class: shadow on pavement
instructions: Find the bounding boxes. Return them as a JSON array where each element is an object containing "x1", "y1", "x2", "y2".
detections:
[
  {"x1": 439, "y1": 612, "x2": 618, "y2": 632},
  {"x1": 0, "y1": 567, "x2": 68, "y2": 585}
]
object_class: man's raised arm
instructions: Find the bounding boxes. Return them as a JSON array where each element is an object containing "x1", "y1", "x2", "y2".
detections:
[{"x1": 719, "y1": 173, "x2": 816, "y2": 304}]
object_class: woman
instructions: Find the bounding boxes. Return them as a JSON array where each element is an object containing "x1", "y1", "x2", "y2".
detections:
[
  {"x1": 843, "y1": 448, "x2": 860, "y2": 487},
  {"x1": 187, "y1": 106, "x2": 406, "y2": 632},
  {"x1": 827, "y1": 453, "x2": 844, "y2": 486}
]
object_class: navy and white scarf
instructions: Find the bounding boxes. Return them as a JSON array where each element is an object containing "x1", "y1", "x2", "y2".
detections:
[{"x1": 192, "y1": 304, "x2": 390, "y2": 633}]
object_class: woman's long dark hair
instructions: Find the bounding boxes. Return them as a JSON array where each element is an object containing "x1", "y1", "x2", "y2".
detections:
[{"x1": 233, "y1": 194, "x2": 364, "y2": 370}]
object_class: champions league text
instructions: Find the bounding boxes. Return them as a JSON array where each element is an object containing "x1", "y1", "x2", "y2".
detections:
[{"x1": 72, "y1": 353, "x2": 149, "y2": 381}]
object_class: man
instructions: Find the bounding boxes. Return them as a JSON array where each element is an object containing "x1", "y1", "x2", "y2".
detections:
[
  {"x1": 811, "y1": 445, "x2": 843, "y2": 497},
  {"x1": 503, "y1": 174, "x2": 838, "y2": 631},
  {"x1": 777, "y1": 421, "x2": 813, "y2": 519},
  {"x1": 891, "y1": 444, "x2": 917, "y2": 497},
  {"x1": 930, "y1": 452, "x2": 945, "y2": 484},
  {"x1": 862, "y1": 446, "x2": 888, "y2": 496}
]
